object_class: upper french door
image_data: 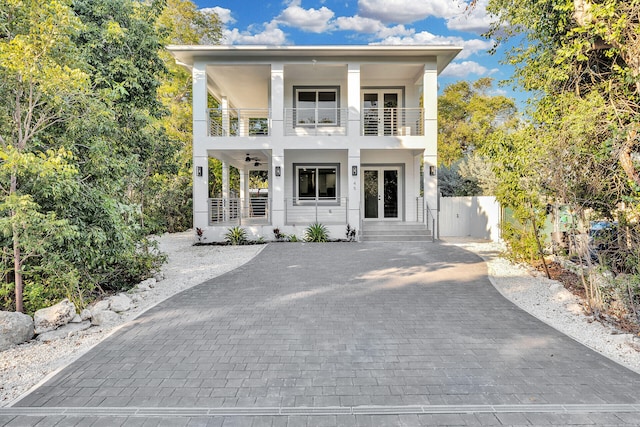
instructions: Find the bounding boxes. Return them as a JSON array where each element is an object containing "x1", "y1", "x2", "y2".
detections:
[{"x1": 362, "y1": 89, "x2": 403, "y2": 136}]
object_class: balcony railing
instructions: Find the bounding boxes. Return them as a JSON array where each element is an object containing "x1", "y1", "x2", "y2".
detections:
[
  {"x1": 285, "y1": 197, "x2": 348, "y2": 225},
  {"x1": 209, "y1": 197, "x2": 270, "y2": 225},
  {"x1": 208, "y1": 109, "x2": 270, "y2": 137},
  {"x1": 362, "y1": 107, "x2": 424, "y2": 136},
  {"x1": 284, "y1": 108, "x2": 348, "y2": 136}
]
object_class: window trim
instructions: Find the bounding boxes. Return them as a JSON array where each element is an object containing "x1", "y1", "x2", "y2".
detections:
[
  {"x1": 293, "y1": 86, "x2": 341, "y2": 127},
  {"x1": 293, "y1": 163, "x2": 340, "y2": 205}
]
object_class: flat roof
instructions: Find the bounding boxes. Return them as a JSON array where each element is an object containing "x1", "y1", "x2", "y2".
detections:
[{"x1": 167, "y1": 45, "x2": 463, "y2": 75}]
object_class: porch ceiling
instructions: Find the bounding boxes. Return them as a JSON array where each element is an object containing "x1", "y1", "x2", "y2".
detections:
[
  {"x1": 206, "y1": 65, "x2": 270, "y2": 109},
  {"x1": 208, "y1": 150, "x2": 271, "y2": 171}
]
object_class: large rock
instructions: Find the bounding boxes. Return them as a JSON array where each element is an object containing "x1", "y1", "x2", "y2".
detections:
[
  {"x1": 0, "y1": 311, "x2": 34, "y2": 351},
  {"x1": 33, "y1": 299, "x2": 76, "y2": 335},
  {"x1": 109, "y1": 294, "x2": 132, "y2": 313},
  {"x1": 36, "y1": 321, "x2": 91, "y2": 342},
  {"x1": 91, "y1": 310, "x2": 120, "y2": 326}
]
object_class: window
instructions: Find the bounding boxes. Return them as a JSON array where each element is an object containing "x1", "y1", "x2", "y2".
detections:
[
  {"x1": 295, "y1": 164, "x2": 339, "y2": 202},
  {"x1": 295, "y1": 87, "x2": 339, "y2": 126}
]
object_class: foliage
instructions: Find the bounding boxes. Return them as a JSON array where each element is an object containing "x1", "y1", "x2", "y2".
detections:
[
  {"x1": 484, "y1": 0, "x2": 640, "y2": 310},
  {"x1": 346, "y1": 224, "x2": 356, "y2": 241},
  {"x1": 224, "y1": 226, "x2": 247, "y2": 245},
  {"x1": 0, "y1": 0, "x2": 218, "y2": 313},
  {"x1": 305, "y1": 223, "x2": 329, "y2": 242},
  {"x1": 437, "y1": 161, "x2": 483, "y2": 197},
  {"x1": 438, "y1": 78, "x2": 518, "y2": 167},
  {"x1": 273, "y1": 228, "x2": 284, "y2": 241}
]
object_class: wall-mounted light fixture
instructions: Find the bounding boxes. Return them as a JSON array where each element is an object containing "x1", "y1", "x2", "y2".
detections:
[
  {"x1": 275, "y1": 166, "x2": 281, "y2": 177},
  {"x1": 196, "y1": 166, "x2": 203, "y2": 177},
  {"x1": 352, "y1": 165, "x2": 358, "y2": 176},
  {"x1": 429, "y1": 166, "x2": 436, "y2": 176}
]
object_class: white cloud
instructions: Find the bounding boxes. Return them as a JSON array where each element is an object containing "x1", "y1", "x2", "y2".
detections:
[
  {"x1": 374, "y1": 31, "x2": 493, "y2": 59},
  {"x1": 276, "y1": 1, "x2": 335, "y2": 33},
  {"x1": 202, "y1": 7, "x2": 235, "y2": 25},
  {"x1": 358, "y1": 0, "x2": 465, "y2": 24},
  {"x1": 334, "y1": 16, "x2": 414, "y2": 38},
  {"x1": 440, "y1": 61, "x2": 498, "y2": 78},
  {"x1": 222, "y1": 21, "x2": 288, "y2": 45},
  {"x1": 446, "y1": 0, "x2": 494, "y2": 33}
]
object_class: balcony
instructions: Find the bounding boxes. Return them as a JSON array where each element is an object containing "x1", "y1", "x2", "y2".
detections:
[
  {"x1": 209, "y1": 197, "x2": 270, "y2": 225},
  {"x1": 362, "y1": 108, "x2": 424, "y2": 136},
  {"x1": 208, "y1": 109, "x2": 270, "y2": 137},
  {"x1": 284, "y1": 108, "x2": 348, "y2": 136}
]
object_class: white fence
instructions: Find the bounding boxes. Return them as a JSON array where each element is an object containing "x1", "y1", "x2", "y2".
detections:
[{"x1": 439, "y1": 196, "x2": 501, "y2": 241}]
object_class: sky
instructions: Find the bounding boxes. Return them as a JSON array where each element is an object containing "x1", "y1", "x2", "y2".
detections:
[{"x1": 192, "y1": 0, "x2": 522, "y2": 101}]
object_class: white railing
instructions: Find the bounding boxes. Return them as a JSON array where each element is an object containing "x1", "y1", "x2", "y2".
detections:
[
  {"x1": 285, "y1": 197, "x2": 348, "y2": 225},
  {"x1": 415, "y1": 197, "x2": 425, "y2": 223},
  {"x1": 284, "y1": 108, "x2": 348, "y2": 136},
  {"x1": 209, "y1": 197, "x2": 270, "y2": 225},
  {"x1": 208, "y1": 109, "x2": 270, "y2": 137},
  {"x1": 362, "y1": 107, "x2": 424, "y2": 136},
  {"x1": 426, "y1": 202, "x2": 436, "y2": 242}
]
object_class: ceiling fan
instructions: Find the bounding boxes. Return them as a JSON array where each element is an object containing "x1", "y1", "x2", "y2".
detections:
[{"x1": 245, "y1": 153, "x2": 261, "y2": 167}]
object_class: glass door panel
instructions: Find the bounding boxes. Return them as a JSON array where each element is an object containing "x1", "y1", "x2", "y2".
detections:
[
  {"x1": 364, "y1": 170, "x2": 379, "y2": 218},
  {"x1": 383, "y1": 169, "x2": 398, "y2": 218},
  {"x1": 363, "y1": 93, "x2": 378, "y2": 136}
]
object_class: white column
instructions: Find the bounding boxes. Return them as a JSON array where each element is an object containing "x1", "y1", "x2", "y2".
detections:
[
  {"x1": 239, "y1": 168, "x2": 250, "y2": 215},
  {"x1": 347, "y1": 64, "x2": 361, "y2": 137},
  {"x1": 221, "y1": 96, "x2": 230, "y2": 136},
  {"x1": 270, "y1": 63, "x2": 284, "y2": 138},
  {"x1": 348, "y1": 148, "x2": 361, "y2": 236},
  {"x1": 271, "y1": 149, "x2": 285, "y2": 227},
  {"x1": 422, "y1": 62, "x2": 438, "y2": 237},
  {"x1": 192, "y1": 60, "x2": 209, "y2": 231},
  {"x1": 222, "y1": 161, "x2": 229, "y2": 221}
]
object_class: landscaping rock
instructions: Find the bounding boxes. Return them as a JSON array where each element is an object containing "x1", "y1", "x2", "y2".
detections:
[
  {"x1": 154, "y1": 272, "x2": 165, "y2": 282},
  {"x1": 80, "y1": 308, "x2": 92, "y2": 321},
  {"x1": 136, "y1": 283, "x2": 152, "y2": 292},
  {"x1": 36, "y1": 321, "x2": 91, "y2": 342},
  {"x1": 33, "y1": 299, "x2": 76, "y2": 335},
  {"x1": 92, "y1": 300, "x2": 110, "y2": 313},
  {"x1": 68, "y1": 314, "x2": 83, "y2": 323},
  {"x1": 140, "y1": 278, "x2": 156, "y2": 288},
  {"x1": 109, "y1": 294, "x2": 132, "y2": 313},
  {"x1": 0, "y1": 311, "x2": 34, "y2": 351},
  {"x1": 90, "y1": 310, "x2": 120, "y2": 326}
]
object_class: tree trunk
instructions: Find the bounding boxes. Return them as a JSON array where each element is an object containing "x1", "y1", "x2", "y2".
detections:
[{"x1": 9, "y1": 172, "x2": 24, "y2": 313}]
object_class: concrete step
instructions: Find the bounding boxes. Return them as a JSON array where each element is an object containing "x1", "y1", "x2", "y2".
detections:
[{"x1": 360, "y1": 222, "x2": 433, "y2": 242}]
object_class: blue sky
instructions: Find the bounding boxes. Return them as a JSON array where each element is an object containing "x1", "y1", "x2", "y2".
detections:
[{"x1": 193, "y1": 0, "x2": 520, "y2": 101}]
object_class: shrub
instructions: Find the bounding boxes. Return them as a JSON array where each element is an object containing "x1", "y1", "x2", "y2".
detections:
[
  {"x1": 225, "y1": 226, "x2": 247, "y2": 245},
  {"x1": 305, "y1": 223, "x2": 329, "y2": 242}
]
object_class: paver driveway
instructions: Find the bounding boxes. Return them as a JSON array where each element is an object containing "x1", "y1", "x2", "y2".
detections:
[{"x1": 4, "y1": 242, "x2": 640, "y2": 426}]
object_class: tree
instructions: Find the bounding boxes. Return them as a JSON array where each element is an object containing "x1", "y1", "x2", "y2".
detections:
[
  {"x1": 438, "y1": 78, "x2": 517, "y2": 167},
  {"x1": 0, "y1": 0, "x2": 91, "y2": 312}
]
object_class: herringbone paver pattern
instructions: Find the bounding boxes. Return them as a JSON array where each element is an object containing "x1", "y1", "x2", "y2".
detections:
[{"x1": 6, "y1": 242, "x2": 640, "y2": 425}]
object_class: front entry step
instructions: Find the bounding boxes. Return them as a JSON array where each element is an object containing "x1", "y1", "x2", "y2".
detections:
[{"x1": 360, "y1": 221, "x2": 433, "y2": 242}]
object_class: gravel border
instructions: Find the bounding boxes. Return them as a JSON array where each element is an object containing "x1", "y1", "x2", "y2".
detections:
[{"x1": 2, "y1": 236, "x2": 639, "y2": 407}]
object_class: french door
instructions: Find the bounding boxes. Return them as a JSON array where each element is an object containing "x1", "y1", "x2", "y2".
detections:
[
  {"x1": 362, "y1": 89, "x2": 403, "y2": 136},
  {"x1": 362, "y1": 167, "x2": 402, "y2": 220}
]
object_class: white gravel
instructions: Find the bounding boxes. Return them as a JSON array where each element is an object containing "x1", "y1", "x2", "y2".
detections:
[{"x1": 1, "y1": 236, "x2": 639, "y2": 407}]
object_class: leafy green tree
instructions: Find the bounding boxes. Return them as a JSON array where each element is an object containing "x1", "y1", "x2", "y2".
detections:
[
  {"x1": 0, "y1": 0, "x2": 90, "y2": 312},
  {"x1": 438, "y1": 78, "x2": 517, "y2": 167}
]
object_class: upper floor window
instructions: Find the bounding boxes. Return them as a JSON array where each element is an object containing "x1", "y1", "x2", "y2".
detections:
[{"x1": 295, "y1": 87, "x2": 339, "y2": 126}]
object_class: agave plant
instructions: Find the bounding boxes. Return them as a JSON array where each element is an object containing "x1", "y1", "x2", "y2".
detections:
[
  {"x1": 224, "y1": 226, "x2": 247, "y2": 245},
  {"x1": 304, "y1": 222, "x2": 329, "y2": 242}
]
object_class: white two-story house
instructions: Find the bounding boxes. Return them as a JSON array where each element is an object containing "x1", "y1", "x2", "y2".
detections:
[{"x1": 168, "y1": 45, "x2": 461, "y2": 242}]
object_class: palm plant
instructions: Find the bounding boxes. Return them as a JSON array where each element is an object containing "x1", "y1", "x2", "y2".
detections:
[{"x1": 304, "y1": 222, "x2": 329, "y2": 242}]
